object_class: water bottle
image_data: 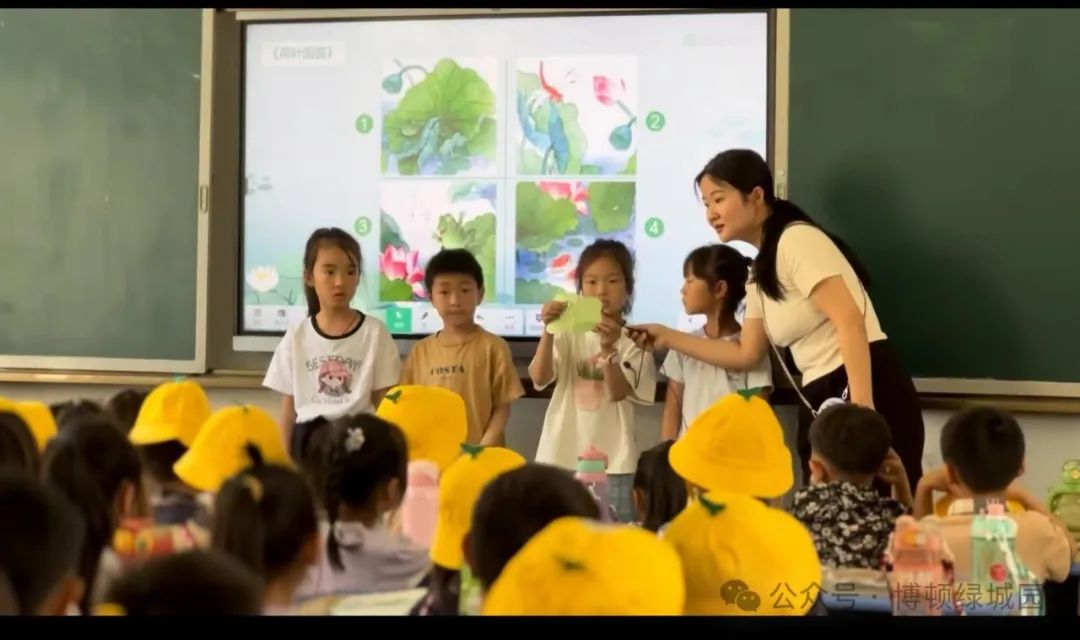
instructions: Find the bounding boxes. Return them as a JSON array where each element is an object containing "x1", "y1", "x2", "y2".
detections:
[
  {"x1": 575, "y1": 445, "x2": 616, "y2": 522},
  {"x1": 401, "y1": 459, "x2": 440, "y2": 548}
]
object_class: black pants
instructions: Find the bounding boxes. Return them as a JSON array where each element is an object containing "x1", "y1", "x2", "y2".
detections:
[
  {"x1": 290, "y1": 417, "x2": 330, "y2": 463},
  {"x1": 797, "y1": 340, "x2": 925, "y2": 495}
]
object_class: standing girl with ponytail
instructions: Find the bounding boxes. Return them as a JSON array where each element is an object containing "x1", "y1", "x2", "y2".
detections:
[
  {"x1": 263, "y1": 227, "x2": 402, "y2": 461},
  {"x1": 660, "y1": 244, "x2": 773, "y2": 440}
]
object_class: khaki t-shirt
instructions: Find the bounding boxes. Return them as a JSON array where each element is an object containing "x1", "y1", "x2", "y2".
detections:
[
  {"x1": 745, "y1": 223, "x2": 887, "y2": 385},
  {"x1": 400, "y1": 329, "x2": 525, "y2": 445},
  {"x1": 922, "y1": 510, "x2": 1074, "y2": 584}
]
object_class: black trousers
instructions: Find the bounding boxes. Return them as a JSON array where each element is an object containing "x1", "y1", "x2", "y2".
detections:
[{"x1": 796, "y1": 340, "x2": 925, "y2": 495}]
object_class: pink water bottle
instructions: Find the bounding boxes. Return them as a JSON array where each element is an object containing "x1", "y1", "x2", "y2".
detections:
[
  {"x1": 401, "y1": 460, "x2": 440, "y2": 548},
  {"x1": 576, "y1": 445, "x2": 616, "y2": 522}
]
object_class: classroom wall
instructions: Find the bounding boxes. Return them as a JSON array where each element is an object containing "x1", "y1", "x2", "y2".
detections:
[{"x1": 4, "y1": 382, "x2": 1076, "y2": 505}]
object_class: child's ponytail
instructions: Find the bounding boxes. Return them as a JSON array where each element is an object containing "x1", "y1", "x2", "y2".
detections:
[
  {"x1": 211, "y1": 445, "x2": 270, "y2": 576},
  {"x1": 683, "y1": 244, "x2": 753, "y2": 320},
  {"x1": 317, "y1": 415, "x2": 409, "y2": 573},
  {"x1": 323, "y1": 433, "x2": 348, "y2": 571},
  {"x1": 212, "y1": 444, "x2": 318, "y2": 583}
]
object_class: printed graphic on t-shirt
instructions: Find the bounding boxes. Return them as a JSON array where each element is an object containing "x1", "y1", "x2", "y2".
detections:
[
  {"x1": 429, "y1": 364, "x2": 466, "y2": 376},
  {"x1": 305, "y1": 355, "x2": 364, "y2": 405},
  {"x1": 573, "y1": 353, "x2": 605, "y2": 412}
]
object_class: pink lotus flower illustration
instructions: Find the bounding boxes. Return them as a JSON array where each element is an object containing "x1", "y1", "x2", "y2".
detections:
[
  {"x1": 593, "y1": 75, "x2": 636, "y2": 152},
  {"x1": 593, "y1": 75, "x2": 627, "y2": 106},
  {"x1": 538, "y1": 181, "x2": 589, "y2": 216},
  {"x1": 380, "y1": 245, "x2": 426, "y2": 298}
]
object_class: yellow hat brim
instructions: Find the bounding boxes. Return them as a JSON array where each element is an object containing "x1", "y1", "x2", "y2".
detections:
[
  {"x1": 669, "y1": 434, "x2": 793, "y2": 498},
  {"x1": 429, "y1": 517, "x2": 465, "y2": 570},
  {"x1": 129, "y1": 421, "x2": 187, "y2": 447}
]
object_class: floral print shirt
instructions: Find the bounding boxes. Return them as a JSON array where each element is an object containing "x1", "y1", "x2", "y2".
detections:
[{"x1": 791, "y1": 481, "x2": 908, "y2": 569}]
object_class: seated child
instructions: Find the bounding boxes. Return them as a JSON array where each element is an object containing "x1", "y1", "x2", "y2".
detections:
[
  {"x1": 632, "y1": 440, "x2": 687, "y2": 532},
  {"x1": 467, "y1": 463, "x2": 600, "y2": 595},
  {"x1": 791, "y1": 404, "x2": 912, "y2": 569},
  {"x1": 401, "y1": 248, "x2": 525, "y2": 446},
  {"x1": 212, "y1": 445, "x2": 320, "y2": 613},
  {"x1": 49, "y1": 399, "x2": 105, "y2": 430},
  {"x1": 101, "y1": 550, "x2": 263, "y2": 616},
  {"x1": 0, "y1": 411, "x2": 39, "y2": 474},
  {"x1": 482, "y1": 516, "x2": 685, "y2": 615},
  {"x1": 664, "y1": 490, "x2": 822, "y2": 616},
  {"x1": 0, "y1": 473, "x2": 86, "y2": 615},
  {"x1": 172, "y1": 404, "x2": 292, "y2": 495},
  {"x1": 105, "y1": 388, "x2": 149, "y2": 436},
  {"x1": 375, "y1": 384, "x2": 468, "y2": 474},
  {"x1": 41, "y1": 414, "x2": 144, "y2": 614},
  {"x1": 374, "y1": 384, "x2": 469, "y2": 538},
  {"x1": 411, "y1": 444, "x2": 526, "y2": 616},
  {"x1": 296, "y1": 414, "x2": 430, "y2": 599},
  {"x1": 118, "y1": 380, "x2": 214, "y2": 560},
  {"x1": 668, "y1": 390, "x2": 793, "y2": 500},
  {"x1": 915, "y1": 407, "x2": 1077, "y2": 585}
]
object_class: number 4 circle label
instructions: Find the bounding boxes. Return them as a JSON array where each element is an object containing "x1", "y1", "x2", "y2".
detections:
[{"x1": 644, "y1": 217, "x2": 665, "y2": 238}]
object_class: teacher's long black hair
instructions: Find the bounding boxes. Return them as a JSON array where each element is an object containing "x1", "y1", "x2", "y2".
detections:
[{"x1": 695, "y1": 149, "x2": 872, "y2": 302}]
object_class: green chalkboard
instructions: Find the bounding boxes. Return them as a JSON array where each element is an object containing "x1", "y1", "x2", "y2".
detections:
[
  {"x1": 0, "y1": 9, "x2": 202, "y2": 363},
  {"x1": 789, "y1": 9, "x2": 1080, "y2": 383}
]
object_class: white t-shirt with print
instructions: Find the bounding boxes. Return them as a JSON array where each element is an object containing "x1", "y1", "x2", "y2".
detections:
[
  {"x1": 263, "y1": 313, "x2": 402, "y2": 423},
  {"x1": 534, "y1": 329, "x2": 657, "y2": 475},
  {"x1": 661, "y1": 328, "x2": 773, "y2": 438}
]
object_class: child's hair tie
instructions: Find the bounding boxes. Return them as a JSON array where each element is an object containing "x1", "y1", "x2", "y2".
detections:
[
  {"x1": 345, "y1": 427, "x2": 366, "y2": 453},
  {"x1": 241, "y1": 475, "x2": 264, "y2": 502}
]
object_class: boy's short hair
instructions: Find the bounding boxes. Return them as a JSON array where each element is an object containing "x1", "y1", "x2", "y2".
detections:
[
  {"x1": 104, "y1": 549, "x2": 262, "y2": 615},
  {"x1": 139, "y1": 441, "x2": 189, "y2": 486},
  {"x1": 809, "y1": 404, "x2": 892, "y2": 476},
  {"x1": 940, "y1": 406, "x2": 1024, "y2": 493},
  {"x1": 0, "y1": 472, "x2": 85, "y2": 615},
  {"x1": 51, "y1": 399, "x2": 105, "y2": 430},
  {"x1": 423, "y1": 248, "x2": 484, "y2": 296},
  {"x1": 105, "y1": 389, "x2": 148, "y2": 435},
  {"x1": 469, "y1": 463, "x2": 600, "y2": 590}
]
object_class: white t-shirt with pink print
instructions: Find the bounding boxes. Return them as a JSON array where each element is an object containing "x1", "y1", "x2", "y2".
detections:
[{"x1": 264, "y1": 313, "x2": 402, "y2": 423}]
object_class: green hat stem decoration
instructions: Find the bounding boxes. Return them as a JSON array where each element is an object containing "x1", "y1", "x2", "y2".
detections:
[
  {"x1": 460, "y1": 442, "x2": 486, "y2": 459},
  {"x1": 698, "y1": 494, "x2": 727, "y2": 517},
  {"x1": 735, "y1": 387, "x2": 763, "y2": 401}
]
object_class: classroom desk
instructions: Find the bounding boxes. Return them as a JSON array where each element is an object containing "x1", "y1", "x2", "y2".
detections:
[{"x1": 822, "y1": 563, "x2": 1080, "y2": 616}]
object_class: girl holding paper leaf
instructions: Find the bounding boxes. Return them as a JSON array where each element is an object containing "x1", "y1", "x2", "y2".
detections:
[{"x1": 528, "y1": 239, "x2": 657, "y2": 524}]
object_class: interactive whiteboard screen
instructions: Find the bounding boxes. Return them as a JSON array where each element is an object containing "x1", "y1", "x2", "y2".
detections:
[{"x1": 241, "y1": 11, "x2": 769, "y2": 337}]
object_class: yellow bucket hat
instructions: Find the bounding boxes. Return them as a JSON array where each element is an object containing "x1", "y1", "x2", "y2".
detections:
[
  {"x1": 669, "y1": 390, "x2": 793, "y2": 498},
  {"x1": 173, "y1": 405, "x2": 290, "y2": 493},
  {"x1": 429, "y1": 444, "x2": 525, "y2": 570},
  {"x1": 483, "y1": 517, "x2": 685, "y2": 616},
  {"x1": 375, "y1": 385, "x2": 467, "y2": 473},
  {"x1": 664, "y1": 490, "x2": 822, "y2": 616},
  {"x1": 129, "y1": 379, "x2": 211, "y2": 447},
  {"x1": 0, "y1": 399, "x2": 57, "y2": 451}
]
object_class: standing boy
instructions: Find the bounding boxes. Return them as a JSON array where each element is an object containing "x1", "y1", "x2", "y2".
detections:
[{"x1": 401, "y1": 249, "x2": 524, "y2": 446}]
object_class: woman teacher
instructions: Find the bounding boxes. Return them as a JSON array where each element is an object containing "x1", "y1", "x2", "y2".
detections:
[{"x1": 633, "y1": 149, "x2": 924, "y2": 491}]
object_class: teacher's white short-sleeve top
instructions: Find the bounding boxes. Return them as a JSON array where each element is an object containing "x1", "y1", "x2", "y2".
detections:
[{"x1": 744, "y1": 223, "x2": 887, "y2": 385}]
